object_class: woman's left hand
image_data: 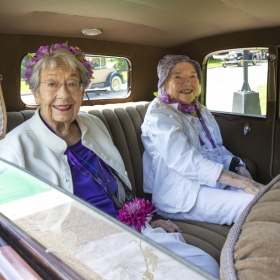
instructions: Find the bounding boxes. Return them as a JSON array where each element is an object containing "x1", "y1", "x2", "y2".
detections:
[{"x1": 149, "y1": 219, "x2": 183, "y2": 233}]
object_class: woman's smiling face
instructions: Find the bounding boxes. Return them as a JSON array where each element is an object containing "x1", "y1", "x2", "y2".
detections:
[
  {"x1": 33, "y1": 60, "x2": 84, "y2": 129},
  {"x1": 164, "y1": 62, "x2": 200, "y2": 104}
]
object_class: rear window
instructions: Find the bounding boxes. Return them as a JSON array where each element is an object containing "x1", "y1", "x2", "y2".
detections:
[{"x1": 20, "y1": 55, "x2": 131, "y2": 105}]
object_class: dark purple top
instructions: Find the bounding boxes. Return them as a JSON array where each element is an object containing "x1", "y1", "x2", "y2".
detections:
[
  {"x1": 65, "y1": 140, "x2": 119, "y2": 217},
  {"x1": 41, "y1": 117, "x2": 119, "y2": 217}
]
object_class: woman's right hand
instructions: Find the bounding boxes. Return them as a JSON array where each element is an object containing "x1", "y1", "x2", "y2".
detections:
[
  {"x1": 218, "y1": 169, "x2": 265, "y2": 195},
  {"x1": 242, "y1": 179, "x2": 265, "y2": 195},
  {"x1": 150, "y1": 219, "x2": 182, "y2": 233}
]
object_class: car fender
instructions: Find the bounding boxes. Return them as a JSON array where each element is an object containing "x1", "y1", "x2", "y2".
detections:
[{"x1": 106, "y1": 72, "x2": 125, "y2": 86}]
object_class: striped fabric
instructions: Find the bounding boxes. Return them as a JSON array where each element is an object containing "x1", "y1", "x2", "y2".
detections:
[{"x1": 0, "y1": 75, "x2": 7, "y2": 139}]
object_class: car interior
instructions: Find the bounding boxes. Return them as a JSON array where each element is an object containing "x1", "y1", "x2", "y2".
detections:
[{"x1": 0, "y1": 0, "x2": 280, "y2": 279}]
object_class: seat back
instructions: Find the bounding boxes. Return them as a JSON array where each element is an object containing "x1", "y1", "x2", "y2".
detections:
[
  {"x1": 87, "y1": 102, "x2": 150, "y2": 199},
  {"x1": 0, "y1": 75, "x2": 7, "y2": 140}
]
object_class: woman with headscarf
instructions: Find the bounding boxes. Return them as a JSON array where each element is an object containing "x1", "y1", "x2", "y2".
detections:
[{"x1": 141, "y1": 55, "x2": 264, "y2": 225}]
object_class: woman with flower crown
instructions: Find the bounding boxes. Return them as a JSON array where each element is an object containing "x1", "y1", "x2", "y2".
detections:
[
  {"x1": 0, "y1": 44, "x2": 220, "y2": 277},
  {"x1": 141, "y1": 54, "x2": 264, "y2": 226}
]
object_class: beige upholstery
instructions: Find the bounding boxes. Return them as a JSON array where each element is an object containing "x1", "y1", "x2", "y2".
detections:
[
  {"x1": 220, "y1": 175, "x2": 280, "y2": 279},
  {"x1": 6, "y1": 102, "x2": 234, "y2": 263},
  {"x1": 0, "y1": 75, "x2": 7, "y2": 140}
]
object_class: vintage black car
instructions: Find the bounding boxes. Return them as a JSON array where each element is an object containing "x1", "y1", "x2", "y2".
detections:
[{"x1": 222, "y1": 50, "x2": 258, "y2": 67}]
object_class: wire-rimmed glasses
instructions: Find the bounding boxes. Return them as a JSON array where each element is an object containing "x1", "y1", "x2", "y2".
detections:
[{"x1": 39, "y1": 81, "x2": 84, "y2": 93}]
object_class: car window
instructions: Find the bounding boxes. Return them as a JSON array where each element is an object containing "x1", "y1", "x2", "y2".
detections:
[
  {"x1": 85, "y1": 55, "x2": 130, "y2": 101},
  {"x1": 0, "y1": 158, "x2": 208, "y2": 279},
  {"x1": 204, "y1": 47, "x2": 269, "y2": 117},
  {"x1": 20, "y1": 55, "x2": 131, "y2": 105}
]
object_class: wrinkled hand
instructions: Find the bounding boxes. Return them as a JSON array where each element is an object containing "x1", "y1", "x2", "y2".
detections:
[
  {"x1": 218, "y1": 169, "x2": 264, "y2": 195},
  {"x1": 149, "y1": 219, "x2": 182, "y2": 233},
  {"x1": 243, "y1": 179, "x2": 265, "y2": 195},
  {"x1": 237, "y1": 165, "x2": 253, "y2": 179}
]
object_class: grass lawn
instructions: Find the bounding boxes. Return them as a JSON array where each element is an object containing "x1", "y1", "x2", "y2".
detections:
[
  {"x1": 207, "y1": 58, "x2": 223, "y2": 68},
  {"x1": 255, "y1": 84, "x2": 267, "y2": 115},
  {"x1": 21, "y1": 80, "x2": 30, "y2": 93}
]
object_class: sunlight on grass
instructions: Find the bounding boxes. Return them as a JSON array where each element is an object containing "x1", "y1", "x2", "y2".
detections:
[
  {"x1": 254, "y1": 84, "x2": 267, "y2": 115},
  {"x1": 21, "y1": 80, "x2": 30, "y2": 93},
  {"x1": 207, "y1": 58, "x2": 223, "y2": 68}
]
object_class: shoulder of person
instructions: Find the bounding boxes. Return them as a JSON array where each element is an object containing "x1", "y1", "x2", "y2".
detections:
[
  {"x1": 1, "y1": 117, "x2": 32, "y2": 144},
  {"x1": 148, "y1": 98, "x2": 179, "y2": 115},
  {"x1": 78, "y1": 111, "x2": 104, "y2": 124},
  {"x1": 201, "y1": 104, "x2": 211, "y2": 113},
  {"x1": 77, "y1": 112, "x2": 111, "y2": 139},
  {"x1": 148, "y1": 97, "x2": 171, "y2": 109},
  {"x1": 201, "y1": 105, "x2": 215, "y2": 119}
]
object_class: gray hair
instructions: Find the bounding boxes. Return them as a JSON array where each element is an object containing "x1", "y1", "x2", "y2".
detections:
[
  {"x1": 28, "y1": 47, "x2": 90, "y2": 92},
  {"x1": 157, "y1": 54, "x2": 202, "y2": 95}
]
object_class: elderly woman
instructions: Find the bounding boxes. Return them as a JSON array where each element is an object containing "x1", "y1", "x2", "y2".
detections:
[
  {"x1": 0, "y1": 44, "x2": 219, "y2": 278},
  {"x1": 141, "y1": 54, "x2": 264, "y2": 225}
]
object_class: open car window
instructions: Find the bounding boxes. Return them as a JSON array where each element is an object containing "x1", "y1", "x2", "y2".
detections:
[
  {"x1": 204, "y1": 47, "x2": 269, "y2": 117},
  {"x1": 0, "y1": 158, "x2": 209, "y2": 279}
]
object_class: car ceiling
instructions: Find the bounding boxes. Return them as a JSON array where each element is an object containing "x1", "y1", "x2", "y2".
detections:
[{"x1": 0, "y1": 0, "x2": 280, "y2": 48}]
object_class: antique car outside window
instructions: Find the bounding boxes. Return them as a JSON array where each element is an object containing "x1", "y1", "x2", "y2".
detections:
[
  {"x1": 20, "y1": 55, "x2": 131, "y2": 105},
  {"x1": 204, "y1": 48, "x2": 269, "y2": 117},
  {"x1": 0, "y1": 158, "x2": 209, "y2": 279}
]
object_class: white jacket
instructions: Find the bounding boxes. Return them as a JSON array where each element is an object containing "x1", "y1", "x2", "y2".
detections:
[
  {"x1": 0, "y1": 108, "x2": 130, "y2": 201},
  {"x1": 141, "y1": 98, "x2": 235, "y2": 213}
]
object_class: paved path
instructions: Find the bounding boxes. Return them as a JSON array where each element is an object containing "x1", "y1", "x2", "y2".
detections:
[{"x1": 206, "y1": 62, "x2": 268, "y2": 113}]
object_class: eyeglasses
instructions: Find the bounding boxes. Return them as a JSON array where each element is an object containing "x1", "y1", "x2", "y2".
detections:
[{"x1": 39, "y1": 81, "x2": 84, "y2": 93}]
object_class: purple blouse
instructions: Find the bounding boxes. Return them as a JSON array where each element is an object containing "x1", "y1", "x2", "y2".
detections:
[
  {"x1": 65, "y1": 140, "x2": 119, "y2": 217},
  {"x1": 41, "y1": 117, "x2": 119, "y2": 217}
]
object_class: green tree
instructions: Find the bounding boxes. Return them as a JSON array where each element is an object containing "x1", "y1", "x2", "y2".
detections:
[
  {"x1": 21, "y1": 55, "x2": 29, "y2": 79},
  {"x1": 107, "y1": 57, "x2": 128, "y2": 72},
  {"x1": 115, "y1": 58, "x2": 128, "y2": 72}
]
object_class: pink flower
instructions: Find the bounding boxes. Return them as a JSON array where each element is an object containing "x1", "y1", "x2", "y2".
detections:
[
  {"x1": 117, "y1": 198, "x2": 157, "y2": 232},
  {"x1": 159, "y1": 93, "x2": 177, "y2": 104},
  {"x1": 179, "y1": 104, "x2": 195, "y2": 113},
  {"x1": 159, "y1": 93, "x2": 170, "y2": 103},
  {"x1": 24, "y1": 42, "x2": 94, "y2": 84},
  {"x1": 35, "y1": 45, "x2": 50, "y2": 57}
]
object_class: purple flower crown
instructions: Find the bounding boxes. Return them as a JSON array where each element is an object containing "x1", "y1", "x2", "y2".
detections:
[
  {"x1": 159, "y1": 92, "x2": 202, "y2": 116},
  {"x1": 24, "y1": 42, "x2": 94, "y2": 84},
  {"x1": 117, "y1": 198, "x2": 157, "y2": 232}
]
